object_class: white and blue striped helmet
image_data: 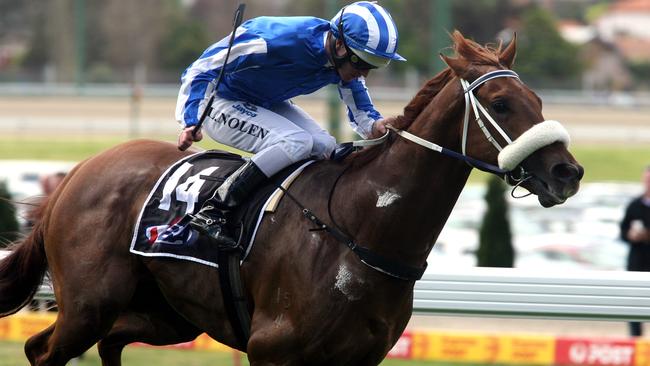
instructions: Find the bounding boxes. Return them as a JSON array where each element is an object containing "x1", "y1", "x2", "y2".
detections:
[{"x1": 330, "y1": 1, "x2": 406, "y2": 68}]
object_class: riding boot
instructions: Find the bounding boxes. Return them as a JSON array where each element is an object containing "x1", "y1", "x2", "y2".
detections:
[{"x1": 189, "y1": 160, "x2": 267, "y2": 248}]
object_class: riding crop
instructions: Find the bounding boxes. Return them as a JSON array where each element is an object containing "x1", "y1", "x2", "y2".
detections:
[{"x1": 191, "y1": 3, "x2": 246, "y2": 139}]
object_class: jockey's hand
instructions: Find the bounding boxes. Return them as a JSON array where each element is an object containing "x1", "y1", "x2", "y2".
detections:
[
  {"x1": 369, "y1": 119, "x2": 388, "y2": 139},
  {"x1": 178, "y1": 126, "x2": 203, "y2": 151}
]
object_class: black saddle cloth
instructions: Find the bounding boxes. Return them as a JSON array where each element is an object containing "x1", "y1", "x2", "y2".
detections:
[{"x1": 129, "y1": 149, "x2": 308, "y2": 267}]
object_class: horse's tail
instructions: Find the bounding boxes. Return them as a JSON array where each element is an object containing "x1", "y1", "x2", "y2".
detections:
[{"x1": 0, "y1": 200, "x2": 48, "y2": 317}]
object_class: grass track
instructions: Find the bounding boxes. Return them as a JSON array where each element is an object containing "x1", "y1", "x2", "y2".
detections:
[{"x1": 0, "y1": 340, "x2": 461, "y2": 366}]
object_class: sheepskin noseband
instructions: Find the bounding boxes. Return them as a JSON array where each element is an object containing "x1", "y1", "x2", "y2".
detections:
[{"x1": 497, "y1": 120, "x2": 570, "y2": 171}]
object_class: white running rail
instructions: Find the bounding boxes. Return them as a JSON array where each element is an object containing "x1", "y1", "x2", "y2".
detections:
[{"x1": 3, "y1": 250, "x2": 648, "y2": 320}]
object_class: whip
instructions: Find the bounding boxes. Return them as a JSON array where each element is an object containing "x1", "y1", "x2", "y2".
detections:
[{"x1": 192, "y1": 3, "x2": 246, "y2": 138}]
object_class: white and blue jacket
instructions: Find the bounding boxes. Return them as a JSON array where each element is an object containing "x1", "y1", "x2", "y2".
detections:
[{"x1": 175, "y1": 16, "x2": 382, "y2": 138}]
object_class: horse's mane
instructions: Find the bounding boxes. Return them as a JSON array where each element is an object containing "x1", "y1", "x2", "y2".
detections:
[{"x1": 388, "y1": 31, "x2": 504, "y2": 130}]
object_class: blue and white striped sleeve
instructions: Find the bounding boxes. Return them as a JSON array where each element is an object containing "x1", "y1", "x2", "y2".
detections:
[
  {"x1": 175, "y1": 29, "x2": 268, "y2": 127},
  {"x1": 338, "y1": 77, "x2": 382, "y2": 139}
]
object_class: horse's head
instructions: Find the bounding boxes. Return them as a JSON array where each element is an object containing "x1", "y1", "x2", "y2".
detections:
[{"x1": 436, "y1": 31, "x2": 583, "y2": 207}]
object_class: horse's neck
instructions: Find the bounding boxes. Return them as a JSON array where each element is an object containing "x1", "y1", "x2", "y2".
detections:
[{"x1": 341, "y1": 83, "x2": 471, "y2": 265}]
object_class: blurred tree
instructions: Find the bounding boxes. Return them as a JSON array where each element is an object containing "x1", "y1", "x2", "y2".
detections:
[
  {"x1": 47, "y1": 0, "x2": 76, "y2": 81},
  {"x1": 12, "y1": 0, "x2": 587, "y2": 86},
  {"x1": 477, "y1": 176, "x2": 514, "y2": 268},
  {"x1": 163, "y1": 0, "x2": 287, "y2": 73},
  {"x1": 0, "y1": 182, "x2": 19, "y2": 248},
  {"x1": 192, "y1": 0, "x2": 288, "y2": 38},
  {"x1": 628, "y1": 62, "x2": 650, "y2": 88},
  {"x1": 515, "y1": 7, "x2": 583, "y2": 88},
  {"x1": 585, "y1": 1, "x2": 612, "y2": 24},
  {"x1": 0, "y1": 0, "x2": 29, "y2": 38},
  {"x1": 451, "y1": 0, "x2": 518, "y2": 44},
  {"x1": 159, "y1": 14, "x2": 210, "y2": 72},
  {"x1": 21, "y1": 3, "x2": 48, "y2": 70},
  {"x1": 21, "y1": 0, "x2": 105, "y2": 81},
  {"x1": 99, "y1": 0, "x2": 169, "y2": 79}
]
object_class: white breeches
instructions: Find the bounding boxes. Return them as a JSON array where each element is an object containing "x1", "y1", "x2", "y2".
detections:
[{"x1": 202, "y1": 98, "x2": 337, "y2": 177}]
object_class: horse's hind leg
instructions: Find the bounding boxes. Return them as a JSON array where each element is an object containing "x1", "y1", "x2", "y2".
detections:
[
  {"x1": 25, "y1": 258, "x2": 140, "y2": 365},
  {"x1": 98, "y1": 311, "x2": 201, "y2": 366},
  {"x1": 25, "y1": 324, "x2": 54, "y2": 365},
  {"x1": 22, "y1": 304, "x2": 123, "y2": 366}
]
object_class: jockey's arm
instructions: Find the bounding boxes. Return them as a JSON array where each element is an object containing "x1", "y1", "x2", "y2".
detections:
[{"x1": 338, "y1": 77, "x2": 385, "y2": 139}]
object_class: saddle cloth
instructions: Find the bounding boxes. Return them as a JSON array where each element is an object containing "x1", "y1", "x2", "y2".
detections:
[{"x1": 129, "y1": 150, "x2": 314, "y2": 268}]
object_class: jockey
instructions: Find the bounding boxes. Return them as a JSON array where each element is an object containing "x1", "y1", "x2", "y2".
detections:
[{"x1": 176, "y1": 1, "x2": 406, "y2": 247}]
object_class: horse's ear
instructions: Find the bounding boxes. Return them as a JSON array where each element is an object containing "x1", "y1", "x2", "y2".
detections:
[
  {"x1": 499, "y1": 33, "x2": 517, "y2": 69},
  {"x1": 440, "y1": 54, "x2": 468, "y2": 77}
]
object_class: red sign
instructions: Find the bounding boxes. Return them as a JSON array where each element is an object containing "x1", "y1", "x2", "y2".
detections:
[{"x1": 556, "y1": 338, "x2": 636, "y2": 366}]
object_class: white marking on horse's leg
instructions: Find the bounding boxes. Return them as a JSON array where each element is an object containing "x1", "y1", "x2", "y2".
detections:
[{"x1": 376, "y1": 190, "x2": 401, "y2": 208}]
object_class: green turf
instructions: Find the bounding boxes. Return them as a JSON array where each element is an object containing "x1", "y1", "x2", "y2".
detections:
[
  {"x1": 0, "y1": 340, "x2": 462, "y2": 366},
  {"x1": 0, "y1": 135, "x2": 245, "y2": 162},
  {"x1": 1, "y1": 136, "x2": 647, "y2": 183}
]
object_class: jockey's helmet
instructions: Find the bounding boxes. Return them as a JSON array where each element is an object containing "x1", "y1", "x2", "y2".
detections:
[{"x1": 330, "y1": 1, "x2": 406, "y2": 69}]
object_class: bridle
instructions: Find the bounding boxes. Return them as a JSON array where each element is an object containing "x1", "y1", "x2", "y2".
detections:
[
  {"x1": 459, "y1": 69, "x2": 533, "y2": 194},
  {"x1": 460, "y1": 70, "x2": 519, "y2": 158},
  {"x1": 354, "y1": 68, "x2": 571, "y2": 197}
]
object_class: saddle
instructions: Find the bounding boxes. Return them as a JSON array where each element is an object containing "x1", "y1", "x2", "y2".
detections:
[{"x1": 129, "y1": 149, "x2": 311, "y2": 267}]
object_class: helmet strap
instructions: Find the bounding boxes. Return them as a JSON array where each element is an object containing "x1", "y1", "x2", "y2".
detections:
[{"x1": 328, "y1": 32, "x2": 348, "y2": 75}]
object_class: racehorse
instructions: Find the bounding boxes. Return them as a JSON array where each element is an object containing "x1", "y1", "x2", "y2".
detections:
[{"x1": 0, "y1": 31, "x2": 583, "y2": 366}]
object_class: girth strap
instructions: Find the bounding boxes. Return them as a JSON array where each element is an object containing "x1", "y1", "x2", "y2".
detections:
[
  {"x1": 299, "y1": 204, "x2": 427, "y2": 282},
  {"x1": 266, "y1": 167, "x2": 428, "y2": 281},
  {"x1": 217, "y1": 247, "x2": 251, "y2": 349}
]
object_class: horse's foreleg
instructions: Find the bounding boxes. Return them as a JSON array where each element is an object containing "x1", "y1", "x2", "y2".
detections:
[
  {"x1": 246, "y1": 311, "x2": 304, "y2": 366},
  {"x1": 98, "y1": 311, "x2": 201, "y2": 366}
]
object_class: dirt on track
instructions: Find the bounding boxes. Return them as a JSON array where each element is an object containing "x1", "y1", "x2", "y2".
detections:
[{"x1": 1, "y1": 95, "x2": 649, "y2": 144}]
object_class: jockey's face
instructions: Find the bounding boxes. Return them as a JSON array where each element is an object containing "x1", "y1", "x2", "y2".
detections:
[{"x1": 334, "y1": 39, "x2": 371, "y2": 82}]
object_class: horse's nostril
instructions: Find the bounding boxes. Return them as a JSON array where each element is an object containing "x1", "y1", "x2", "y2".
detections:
[{"x1": 551, "y1": 163, "x2": 583, "y2": 182}]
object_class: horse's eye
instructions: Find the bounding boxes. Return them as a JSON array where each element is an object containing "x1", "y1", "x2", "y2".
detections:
[{"x1": 491, "y1": 100, "x2": 508, "y2": 114}]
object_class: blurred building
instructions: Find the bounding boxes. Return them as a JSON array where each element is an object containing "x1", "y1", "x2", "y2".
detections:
[
  {"x1": 558, "y1": 0, "x2": 650, "y2": 91},
  {"x1": 596, "y1": 0, "x2": 650, "y2": 41}
]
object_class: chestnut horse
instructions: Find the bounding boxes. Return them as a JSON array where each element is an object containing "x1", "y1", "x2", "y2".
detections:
[{"x1": 0, "y1": 32, "x2": 583, "y2": 366}]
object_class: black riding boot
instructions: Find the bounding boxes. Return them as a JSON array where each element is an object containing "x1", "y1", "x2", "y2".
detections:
[{"x1": 189, "y1": 161, "x2": 267, "y2": 248}]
